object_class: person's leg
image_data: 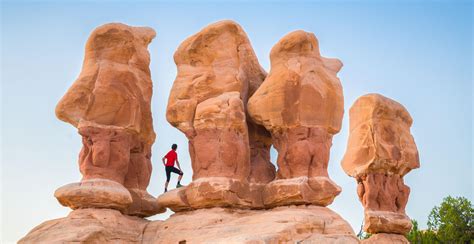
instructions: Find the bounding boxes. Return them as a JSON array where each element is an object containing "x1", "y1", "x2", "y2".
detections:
[
  {"x1": 170, "y1": 167, "x2": 184, "y2": 187},
  {"x1": 165, "y1": 167, "x2": 171, "y2": 192}
]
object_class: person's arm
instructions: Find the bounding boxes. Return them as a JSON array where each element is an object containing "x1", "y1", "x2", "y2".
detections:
[{"x1": 162, "y1": 155, "x2": 166, "y2": 166}]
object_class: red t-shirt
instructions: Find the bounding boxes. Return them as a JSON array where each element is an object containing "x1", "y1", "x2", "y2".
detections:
[{"x1": 164, "y1": 150, "x2": 177, "y2": 167}]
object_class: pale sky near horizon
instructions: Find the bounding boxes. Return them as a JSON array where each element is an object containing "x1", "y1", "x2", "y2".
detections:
[{"x1": 1, "y1": 0, "x2": 473, "y2": 243}]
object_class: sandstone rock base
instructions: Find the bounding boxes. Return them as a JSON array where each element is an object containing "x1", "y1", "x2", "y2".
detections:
[
  {"x1": 156, "y1": 187, "x2": 191, "y2": 212},
  {"x1": 147, "y1": 205, "x2": 358, "y2": 243},
  {"x1": 21, "y1": 206, "x2": 359, "y2": 243},
  {"x1": 157, "y1": 180, "x2": 269, "y2": 212},
  {"x1": 263, "y1": 176, "x2": 341, "y2": 208},
  {"x1": 125, "y1": 188, "x2": 166, "y2": 217},
  {"x1": 362, "y1": 233, "x2": 409, "y2": 244},
  {"x1": 19, "y1": 209, "x2": 150, "y2": 243},
  {"x1": 158, "y1": 177, "x2": 261, "y2": 211},
  {"x1": 364, "y1": 210, "x2": 412, "y2": 234},
  {"x1": 54, "y1": 179, "x2": 133, "y2": 212}
]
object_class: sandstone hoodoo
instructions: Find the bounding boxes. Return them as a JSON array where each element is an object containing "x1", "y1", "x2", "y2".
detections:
[
  {"x1": 341, "y1": 93, "x2": 420, "y2": 243},
  {"x1": 54, "y1": 23, "x2": 164, "y2": 217},
  {"x1": 248, "y1": 30, "x2": 344, "y2": 208},
  {"x1": 164, "y1": 20, "x2": 274, "y2": 210}
]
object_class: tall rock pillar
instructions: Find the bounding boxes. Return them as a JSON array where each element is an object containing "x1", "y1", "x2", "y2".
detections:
[
  {"x1": 164, "y1": 20, "x2": 274, "y2": 210},
  {"x1": 341, "y1": 93, "x2": 420, "y2": 243},
  {"x1": 248, "y1": 30, "x2": 344, "y2": 207},
  {"x1": 54, "y1": 23, "x2": 164, "y2": 217}
]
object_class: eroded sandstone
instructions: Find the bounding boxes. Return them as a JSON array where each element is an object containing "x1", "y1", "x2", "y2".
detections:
[
  {"x1": 165, "y1": 20, "x2": 274, "y2": 209},
  {"x1": 248, "y1": 30, "x2": 344, "y2": 206},
  {"x1": 54, "y1": 23, "x2": 164, "y2": 217},
  {"x1": 341, "y1": 93, "x2": 419, "y2": 235}
]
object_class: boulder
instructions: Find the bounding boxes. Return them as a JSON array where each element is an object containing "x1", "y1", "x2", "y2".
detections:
[
  {"x1": 341, "y1": 93, "x2": 419, "y2": 178},
  {"x1": 364, "y1": 210, "x2": 412, "y2": 235},
  {"x1": 54, "y1": 179, "x2": 132, "y2": 212},
  {"x1": 263, "y1": 176, "x2": 341, "y2": 207}
]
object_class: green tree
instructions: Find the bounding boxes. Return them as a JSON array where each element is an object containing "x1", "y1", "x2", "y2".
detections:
[
  {"x1": 427, "y1": 196, "x2": 474, "y2": 243},
  {"x1": 407, "y1": 219, "x2": 439, "y2": 244}
]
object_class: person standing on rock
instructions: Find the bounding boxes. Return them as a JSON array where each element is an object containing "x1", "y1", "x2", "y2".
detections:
[{"x1": 162, "y1": 144, "x2": 184, "y2": 192}]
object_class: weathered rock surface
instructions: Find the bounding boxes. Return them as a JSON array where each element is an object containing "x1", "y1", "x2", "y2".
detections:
[
  {"x1": 263, "y1": 176, "x2": 341, "y2": 208},
  {"x1": 54, "y1": 23, "x2": 163, "y2": 217},
  {"x1": 146, "y1": 206, "x2": 358, "y2": 243},
  {"x1": 341, "y1": 93, "x2": 419, "y2": 235},
  {"x1": 166, "y1": 20, "x2": 266, "y2": 136},
  {"x1": 341, "y1": 93, "x2": 419, "y2": 178},
  {"x1": 55, "y1": 179, "x2": 133, "y2": 212},
  {"x1": 157, "y1": 177, "x2": 264, "y2": 211},
  {"x1": 21, "y1": 206, "x2": 359, "y2": 243},
  {"x1": 364, "y1": 210, "x2": 412, "y2": 235},
  {"x1": 248, "y1": 30, "x2": 344, "y2": 134},
  {"x1": 248, "y1": 30, "x2": 344, "y2": 206},
  {"x1": 19, "y1": 209, "x2": 150, "y2": 243},
  {"x1": 56, "y1": 22, "x2": 156, "y2": 144},
  {"x1": 362, "y1": 233, "x2": 409, "y2": 244},
  {"x1": 191, "y1": 92, "x2": 250, "y2": 180},
  {"x1": 166, "y1": 20, "x2": 274, "y2": 209}
]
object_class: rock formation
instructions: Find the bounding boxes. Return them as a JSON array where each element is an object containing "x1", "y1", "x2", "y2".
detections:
[
  {"x1": 21, "y1": 20, "x2": 426, "y2": 244},
  {"x1": 341, "y1": 93, "x2": 420, "y2": 243},
  {"x1": 54, "y1": 23, "x2": 164, "y2": 217},
  {"x1": 248, "y1": 30, "x2": 344, "y2": 207},
  {"x1": 20, "y1": 206, "x2": 358, "y2": 243},
  {"x1": 164, "y1": 20, "x2": 274, "y2": 210}
]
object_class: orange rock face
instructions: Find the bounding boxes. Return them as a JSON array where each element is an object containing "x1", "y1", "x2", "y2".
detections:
[
  {"x1": 248, "y1": 30, "x2": 344, "y2": 206},
  {"x1": 341, "y1": 93, "x2": 420, "y2": 234},
  {"x1": 54, "y1": 23, "x2": 163, "y2": 217},
  {"x1": 341, "y1": 93, "x2": 419, "y2": 177}
]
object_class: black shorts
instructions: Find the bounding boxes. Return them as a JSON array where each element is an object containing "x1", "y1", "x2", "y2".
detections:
[{"x1": 165, "y1": 166, "x2": 183, "y2": 182}]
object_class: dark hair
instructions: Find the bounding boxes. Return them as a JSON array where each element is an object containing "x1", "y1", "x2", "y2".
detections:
[{"x1": 171, "y1": 144, "x2": 177, "y2": 150}]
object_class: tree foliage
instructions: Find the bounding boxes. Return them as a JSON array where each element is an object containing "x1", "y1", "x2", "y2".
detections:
[
  {"x1": 407, "y1": 196, "x2": 474, "y2": 243},
  {"x1": 427, "y1": 196, "x2": 474, "y2": 243}
]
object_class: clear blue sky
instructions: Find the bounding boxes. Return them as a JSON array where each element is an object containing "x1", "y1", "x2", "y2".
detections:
[{"x1": 1, "y1": 0, "x2": 472, "y2": 242}]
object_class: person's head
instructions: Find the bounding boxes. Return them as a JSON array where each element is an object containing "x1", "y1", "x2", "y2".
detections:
[{"x1": 171, "y1": 144, "x2": 177, "y2": 151}]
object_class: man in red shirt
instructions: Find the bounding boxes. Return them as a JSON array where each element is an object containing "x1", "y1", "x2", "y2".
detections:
[{"x1": 162, "y1": 143, "x2": 183, "y2": 192}]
